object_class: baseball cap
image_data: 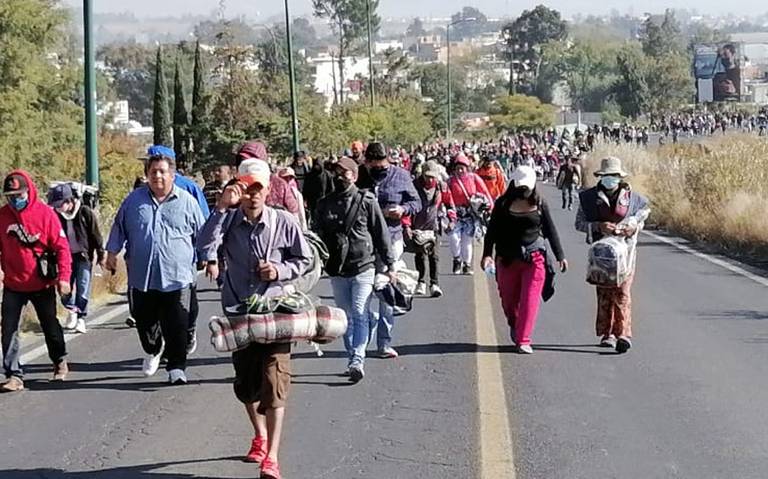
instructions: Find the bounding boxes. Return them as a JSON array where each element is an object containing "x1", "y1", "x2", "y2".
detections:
[
  {"x1": 510, "y1": 166, "x2": 537, "y2": 190},
  {"x1": 422, "y1": 160, "x2": 440, "y2": 178},
  {"x1": 49, "y1": 183, "x2": 74, "y2": 208},
  {"x1": 237, "y1": 159, "x2": 272, "y2": 189},
  {"x1": 236, "y1": 141, "x2": 269, "y2": 165},
  {"x1": 278, "y1": 167, "x2": 296, "y2": 179},
  {"x1": 3, "y1": 174, "x2": 28, "y2": 195},
  {"x1": 142, "y1": 145, "x2": 176, "y2": 160},
  {"x1": 334, "y1": 157, "x2": 359, "y2": 174},
  {"x1": 365, "y1": 142, "x2": 387, "y2": 160}
]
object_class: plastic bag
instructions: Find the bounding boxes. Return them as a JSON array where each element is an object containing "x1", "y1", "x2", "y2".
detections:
[{"x1": 586, "y1": 236, "x2": 632, "y2": 287}]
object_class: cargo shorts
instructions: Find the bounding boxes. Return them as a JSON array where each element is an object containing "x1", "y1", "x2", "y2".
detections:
[{"x1": 232, "y1": 342, "x2": 292, "y2": 414}]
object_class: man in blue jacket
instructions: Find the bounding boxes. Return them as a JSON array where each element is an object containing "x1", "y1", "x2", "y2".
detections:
[{"x1": 357, "y1": 142, "x2": 421, "y2": 358}]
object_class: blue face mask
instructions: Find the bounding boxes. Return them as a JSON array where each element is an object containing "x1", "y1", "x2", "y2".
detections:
[
  {"x1": 9, "y1": 197, "x2": 28, "y2": 211},
  {"x1": 600, "y1": 176, "x2": 621, "y2": 190}
]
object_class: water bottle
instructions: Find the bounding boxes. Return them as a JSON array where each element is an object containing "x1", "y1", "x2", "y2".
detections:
[{"x1": 484, "y1": 263, "x2": 496, "y2": 278}]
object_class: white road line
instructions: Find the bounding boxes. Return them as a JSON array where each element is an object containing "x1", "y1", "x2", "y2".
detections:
[
  {"x1": 644, "y1": 231, "x2": 768, "y2": 288},
  {"x1": 474, "y1": 271, "x2": 517, "y2": 479},
  {"x1": 20, "y1": 304, "x2": 129, "y2": 365}
]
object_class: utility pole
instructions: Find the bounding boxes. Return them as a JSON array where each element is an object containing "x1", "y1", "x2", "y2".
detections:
[
  {"x1": 366, "y1": 0, "x2": 375, "y2": 107},
  {"x1": 284, "y1": 0, "x2": 300, "y2": 154},
  {"x1": 83, "y1": 0, "x2": 98, "y2": 188}
]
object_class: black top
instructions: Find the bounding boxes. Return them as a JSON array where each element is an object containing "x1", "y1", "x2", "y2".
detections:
[{"x1": 482, "y1": 197, "x2": 564, "y2": 262}]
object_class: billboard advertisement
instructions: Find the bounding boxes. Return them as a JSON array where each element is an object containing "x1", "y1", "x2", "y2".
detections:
[{"x1": 694, "y1": 43, "x2": 741, "y2": 103}]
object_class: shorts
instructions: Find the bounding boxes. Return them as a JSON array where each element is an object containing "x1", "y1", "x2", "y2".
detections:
[{"x1": 232, "y1": 342, "x2": 292, "y2": 413}]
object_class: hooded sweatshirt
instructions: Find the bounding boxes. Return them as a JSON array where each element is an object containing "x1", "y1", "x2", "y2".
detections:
[{"x1": 0, "y1": 170, "x2": 72, "y2": 292}]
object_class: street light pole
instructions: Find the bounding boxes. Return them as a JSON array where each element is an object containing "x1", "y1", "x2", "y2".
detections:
[
  {"x1": 366, "y1": 0, "x2": 375, "y2": 108},
  {"x1": 83, "y1": 0, "x2": 98, "y2": 187},
  {"x1": 284, "y1": 0, "x2": 300, "y2": 154}
]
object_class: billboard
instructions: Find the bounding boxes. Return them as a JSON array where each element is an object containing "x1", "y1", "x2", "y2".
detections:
[{"x1": 694, "y1": 43, "x2": 741, "y2": 103}]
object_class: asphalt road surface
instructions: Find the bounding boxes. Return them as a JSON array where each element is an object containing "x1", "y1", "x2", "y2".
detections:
[{"x1": 2, "y1": 185, "x2": 768, "y2": 479}]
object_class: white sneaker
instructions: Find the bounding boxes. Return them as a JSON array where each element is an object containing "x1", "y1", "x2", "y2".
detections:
[
  {"x1": 168, "y1": 369, "x2": 187, "y2": 385},
  {"x1": 430, "y1": 284, "x2": 443, "y2": 298},
  {"x1": 74, "y1": 318, "x2": 87, "y2": 334},
  {"x1": 186, "y1": 331, "x2": 197, "y2": 355},
  {"x1": 65, "y1": 311, "x2": 78, "y2": 330},
  {"x1": 518, "y1": 345, "x2": 534, "y2": 354},
  {"x1": 142, "y1": 341, "x2": 165, "y2": 377},
  {"x1": 415, "y1": 282, "x2": 427, "y2": 296}
]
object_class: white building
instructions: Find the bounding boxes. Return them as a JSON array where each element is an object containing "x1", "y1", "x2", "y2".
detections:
[
  {"x1": 99, "y1": 100, "x2": 130, "y2": 124},
  {"x1": 308, "y1": 53, "x2": 371, "y2": 110}
]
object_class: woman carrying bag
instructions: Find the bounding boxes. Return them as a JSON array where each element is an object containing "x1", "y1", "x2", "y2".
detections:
[{"x1": 482, "y1": 166, "x2": 568, "y2": 354}]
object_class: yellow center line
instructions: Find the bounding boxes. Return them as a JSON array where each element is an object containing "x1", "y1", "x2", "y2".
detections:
[{"x1": 474, "y1": 270, "x2": 517, "y2": 479}]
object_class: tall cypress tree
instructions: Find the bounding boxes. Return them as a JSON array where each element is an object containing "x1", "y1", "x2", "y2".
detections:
[
  {"x1": 152, "y1": 46, "x2": 172, "y2": 147},
  {"x1": 173, "y1": 58, "x2": 190, "y2": 170},
  {"x1": 191, "y1": 40, "x2": 209, "y2": 165}
]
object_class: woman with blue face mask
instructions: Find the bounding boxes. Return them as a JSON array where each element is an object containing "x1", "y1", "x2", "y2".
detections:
[{"x1": 575, "y1": 157, "x2": 651, "y2": 354}]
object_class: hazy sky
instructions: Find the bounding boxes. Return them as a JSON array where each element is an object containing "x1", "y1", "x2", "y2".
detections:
[{"x1": 64, "y1": 0, "x2": 768, "y2": 19}]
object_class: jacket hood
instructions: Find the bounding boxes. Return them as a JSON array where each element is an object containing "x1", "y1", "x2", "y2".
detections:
[{"x1": 3, "y1": 169, "x2": 39, "y2": 218}]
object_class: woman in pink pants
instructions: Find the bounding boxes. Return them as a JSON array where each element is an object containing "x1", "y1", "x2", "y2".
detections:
[{"x1": 482, "y1": 166, "x2": 568, "y2": 354}]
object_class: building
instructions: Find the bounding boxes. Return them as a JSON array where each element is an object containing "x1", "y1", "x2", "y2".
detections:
[{"x1": 307, "y1": 53, "x2": 371, "y2": 110}]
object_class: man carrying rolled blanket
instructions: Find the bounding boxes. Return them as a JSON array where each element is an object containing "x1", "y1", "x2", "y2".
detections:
[{"x1": 197, "y1": 157, "x2": 312, "y2": 479}]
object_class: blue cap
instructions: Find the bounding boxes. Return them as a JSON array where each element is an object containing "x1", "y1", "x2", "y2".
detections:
[
  {"x1": 49, "y1": 183, "x2": 74, "y2": 208},
  {"x1": 145, "y1": 145, "x2": 176, "y2": 160}
]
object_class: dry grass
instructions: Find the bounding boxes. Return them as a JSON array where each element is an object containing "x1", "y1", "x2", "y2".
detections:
[{"x1": 584, "y1": 135, "x2": 768, "y2": 256}]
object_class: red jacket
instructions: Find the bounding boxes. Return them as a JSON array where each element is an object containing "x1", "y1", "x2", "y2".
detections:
[
  {"x1": 476, "y1": 162, "x2": 507, "y2": 200},
  {"x1": 0, "y1": 170, "x2": 72, "y2": 292},
  {"x1": 448, "y1": 173, "x2": 493, "y2": 209}
]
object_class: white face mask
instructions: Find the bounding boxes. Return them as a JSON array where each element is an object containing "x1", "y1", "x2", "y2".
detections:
[{"x1": 600, "y1": 176, "x2": 621, "y2": 190}]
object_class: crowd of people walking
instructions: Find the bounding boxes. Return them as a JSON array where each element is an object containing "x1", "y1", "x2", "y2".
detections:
[{"x1": 0, "y1": 128, "x2": 650, "y2": 479}]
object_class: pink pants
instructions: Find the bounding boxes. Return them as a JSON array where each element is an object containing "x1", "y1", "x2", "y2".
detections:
[{"x1": 495, "y1": 252, "x2": 546, "y2": 346}]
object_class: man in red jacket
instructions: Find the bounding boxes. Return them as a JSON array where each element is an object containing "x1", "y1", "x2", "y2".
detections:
[{"x1": 0, "y1": 170, "x2": 72, "y2": 392}]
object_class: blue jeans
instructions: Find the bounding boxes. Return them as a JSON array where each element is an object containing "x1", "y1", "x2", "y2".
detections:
[
  {"x1": 370, "y1": 236, "x2": 404, "y2": 350},
  {"x1": 62, "y1": 255, "x2": 92, "y2": 318},
  {"x1": 330, "y1": 269, "x2": 375, "y2": 366}
]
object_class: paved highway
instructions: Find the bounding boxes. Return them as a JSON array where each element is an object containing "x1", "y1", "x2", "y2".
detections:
[{"x1": 2, "y1": 186, "x2": 767, "y2": 479}]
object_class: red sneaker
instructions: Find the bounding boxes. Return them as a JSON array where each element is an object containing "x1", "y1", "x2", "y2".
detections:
[
  {"x1": 244, "y1": 436, "x2": 268, "y2": 463},
  {"x1": 260, "y1": 457, "x2": 281, "y2": 479}
]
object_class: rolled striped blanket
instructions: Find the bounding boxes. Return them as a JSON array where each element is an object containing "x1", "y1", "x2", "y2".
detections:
[{"x1": 209, "y1": 305, "x2": 348, "y2": 353}]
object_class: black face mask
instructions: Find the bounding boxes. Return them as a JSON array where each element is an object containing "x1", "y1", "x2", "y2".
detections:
[
  {"x1": 368, "y1": 166, "x2": 388, "y2": 181},
  {"x1": 511, "y1": 186, "x2": 533, "y2": 199},
  {"x1": 333, "y1": 176, "x2": 351, "y2": 191}
]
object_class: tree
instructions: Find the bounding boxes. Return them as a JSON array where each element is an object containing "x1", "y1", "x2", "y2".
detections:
[
  {"x1": 0, "y1": 0, "x2": 82, "y2": 174},
  {"x1": 313, "y1": 0, "x2": 381, "y2": 104},
  {"x1": 450, "y1": 6, "x2": 489, "y2": 39},
  {"x1": 548, "y1": 39, "x2": 620, "y2": 111},
  {"x1": 291, "y1": 18, "x2": 318, "y2": 49},
  {"x1": 406, "y1": 17, "x2": 426, "y2": 38},
  {"x1": 490, "y1": 94, "x2": 554, "y2": 132},
  {"x1": 172, "y1": 59, "x2": 190, "y2": 170},
  {"x1": 191, "y1": 41, "x2": 210, "y2": 168},
  {"x1": 641, "y1": 9, "x2": 683, "y2": 59},
  {"x1": 501, "y1": 5, "x2": 567, "y2": 100},
  {"x1": 613, "y1": 44, "x2": 650, "y2": 118},
  {"x1": 152, "y1": 46, "x2": 172, "y2": 146},
  {"x1": 97, "y1": 44, "x2": 156, "y2": 125},
  {"x1": 194, "y1": 18, "x2": 259, "y2": 46}
]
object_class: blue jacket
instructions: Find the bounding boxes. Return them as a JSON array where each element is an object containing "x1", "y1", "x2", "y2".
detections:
[
  {"x1": 175, "y1": 174, "x2": 210, "y2": 219},
  {"x1": 358, "y1": 166, "x2": 421, "y2": 237}
]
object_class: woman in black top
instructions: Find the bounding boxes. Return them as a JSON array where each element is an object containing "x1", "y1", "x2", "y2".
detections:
[{"x1": 482, "y1": 166, "x2": 568, "y2": 354}]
